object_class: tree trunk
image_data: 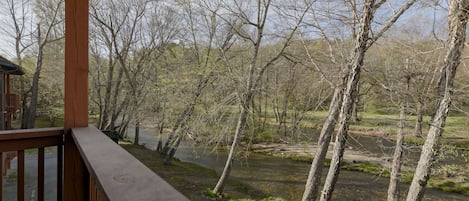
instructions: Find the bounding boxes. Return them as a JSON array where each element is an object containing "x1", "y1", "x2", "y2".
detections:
[
  {"x1": 319, "y1": 1, "x2": 374, "y2": 200},
  {"x1": 164, "y1": 133, "x2": 182, "y2": 164},
  {"x1": 156, "y1": 127, "x2": 164, "y2": 152},
  {"x1": 387, "y1": 101, "x2": 406, "y2": 201},
  {"x1": 156, "y1": 102, "x2": 166, "y2": 152},
  {"x1": 302, "y1": 86, "x2": 343, "y2": 201},
  {"x1": 20, "y1": 80, "x2": 28, "y2": 129},
  {"x1": 261, "y1": 74, "x2": 268, "y2": 131},
  {"x1": 109, "y1": 67, "x2": 125, "y2": 130},
  {"x1": 100, "y1": 51, "x2": 114, "y2": 130},
  {"x1": 213, "y1": 105, "x2": 249, "y2": 194},
  {"x1": 351, "y1": 85, "x2": 360, "y2": 122},
  {"x1": 414, "y1": 100, "x2": 424, "y2": 137},
  {"x1": 273, "y1": 70, "x2": 280, "y2": 123},
  {"x1": 162, "y1": 103, "x2": 193, "y2": 154},
  {"x1": 134, "y1": 121, "x2": 140, "y2": 145},
  {"x1": 406, "y1": 1, "x2": 468, "y2": 200},
  {"x1": 27, "y1": 40, "x2": 45, "y2": 129},
  {"x1": 161, "y1": 76, "x2": 207, "y2": 155}
]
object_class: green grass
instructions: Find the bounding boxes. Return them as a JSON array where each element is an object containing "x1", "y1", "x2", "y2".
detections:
[
  {"x1": 34, "y1": 116, "x2": 64, "y2": 128},
  {"x1": 261, "y1": 110, "x2": 469, "y2": 147},
  {"x1": 342, "y1": 162, "x2": 390, "y2": 177},
  {"x1": 23, "y1": 147, "x2": 57, "y2": 155},
  {"x1": 203, "y1": 188, "x2": 222, "y2": 198},
  {"x1": 229, "y1": 197, "x2": 287, "y2": 201},
  {"x1": 430, "y1": 181, "x2": 469, "y2": 196},
  {"x1": 121, "y1": 144, "x2": 268, "y2": 201},
  {"x1": 339, "y1": 161, "x2": 469, "y2": 195}
]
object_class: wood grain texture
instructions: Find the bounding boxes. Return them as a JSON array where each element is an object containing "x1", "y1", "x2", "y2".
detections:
[
  {"x1": 64, "y1": 0, "x2": 88, "y2": 129},
  {"x1": 63, "y1": 0, "x2": 89, "y2": 200},
  {"x1": 73, "y1": 126, "x2": 190, "y2": 201}
]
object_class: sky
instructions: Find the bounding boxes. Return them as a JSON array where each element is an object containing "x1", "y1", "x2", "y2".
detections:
[
  {"x1": 0, "y1": 0, "x2": 450, "y2": 60},
  {"x1": 0, "y1": 0, "x2": 35, "y2": 59}
]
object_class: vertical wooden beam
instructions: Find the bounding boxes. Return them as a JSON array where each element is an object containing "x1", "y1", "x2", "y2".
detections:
[
  {"x1": 1, "y1": 73, "x2": 4, "y2": 130},
  {"x1": 64, "y1": 0, "x2": 88, "y2": 127},
  {"x1": 64, "y1": 0, "x2": 89, "y2": 200},
  {"x1": 5, "y1": 75, "x2": 11, "y2": 130}
]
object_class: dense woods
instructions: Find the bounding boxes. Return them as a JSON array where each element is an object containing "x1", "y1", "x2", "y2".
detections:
[{"x1": 1, "y1": 0, "x2": 469, "y2": 200}]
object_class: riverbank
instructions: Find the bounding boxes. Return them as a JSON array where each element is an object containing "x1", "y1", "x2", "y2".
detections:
[
  {"x1": 121, "y1": 144, "x2": 281, "y2": 201},
  {"x1": 122, "y1": 140, "x2": 468, "y2": 201},
  {"x1": 250, "y1": 142, "x2": 469, "y2": 196}
]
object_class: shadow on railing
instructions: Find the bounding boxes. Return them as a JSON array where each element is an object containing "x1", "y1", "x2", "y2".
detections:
[{"x1": 0, "y1": 126, "x2": 189, "y2": 201}]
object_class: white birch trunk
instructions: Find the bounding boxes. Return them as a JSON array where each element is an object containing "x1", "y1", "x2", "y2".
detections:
[
  {"x1": 406, "y1": 1, "x2": 469, "y2": 200},
  {"x1": 319, "y1": 1, "x2": 375, "y2": 200},
  {"x1": 387, "y1": 101, "x2": 406, "y2": 201},
  {"x1": 302, "y1": 85, "x2": 344, "y2": 201}
]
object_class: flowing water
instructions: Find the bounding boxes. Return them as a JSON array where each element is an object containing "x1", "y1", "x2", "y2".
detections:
[{"x1": 130, "y1": 127, "x2": 469, "y2": 201}]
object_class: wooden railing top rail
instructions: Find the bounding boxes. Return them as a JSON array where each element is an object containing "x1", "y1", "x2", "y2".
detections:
[
  {"x1": 72, "y1": 126, "x2": 190, "y2": 201},
  {"x1": 0, "y1": 127, "x2": 63, "y2": 140},
  {"x1": 0, "y1": 128, "x2": 63, "y2": 152}
]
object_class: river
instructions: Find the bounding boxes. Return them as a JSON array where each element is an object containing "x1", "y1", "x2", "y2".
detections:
[{"x1": 128, "y1": 127, "x2": 468, "y2": 201}]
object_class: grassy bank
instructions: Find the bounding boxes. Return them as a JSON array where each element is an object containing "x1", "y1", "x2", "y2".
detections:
[
  {"x1": 121, "y1": 144, "x2": 274, "y2": 201},
  {"x1": 271, "y1": 153, "x2": 469, "y2": 196},
  {"x1": 342, "y1": 162, "x2": 469, "y2": 196}
]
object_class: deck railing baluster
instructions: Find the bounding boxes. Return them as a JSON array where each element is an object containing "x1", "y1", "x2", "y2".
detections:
[
  {"x1": 38, "y1": 147, "x2": 44, "y2": 201},
  {"x1": 0, "y1": 152, "x2": 3, "y2": 201},
  {"x1": 57, "y1": 144, "x2": 63, "y2": 200},
  {"x1": 17, "y1": 150, "x2": 24, "y2": 201}
]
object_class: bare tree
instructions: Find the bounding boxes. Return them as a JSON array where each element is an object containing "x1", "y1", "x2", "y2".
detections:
[
  {"x1": 1, "y1": 0, "x2": 34, "y2": 129},
  {"x1": 161, "y1": 0, "x2": 229, "y2": 159},
  {"x1": 90, "y1": 0, "x2": 180, "y2": 141},
  {"x1": 212, "y1": 0, "x2": 314, "y2": 195},
  {"x1": 386, "y1": 63, "x2": 411, "y2": 201},
  {"x1": 406, "y1": 1, "x2": 469, "y2": 200},
  {"x1": 27, "y1": 0, "x2": 64, "y2": 128},
  {"x1": 303, "y1": 0, "x2": 417, "y2": 200}
]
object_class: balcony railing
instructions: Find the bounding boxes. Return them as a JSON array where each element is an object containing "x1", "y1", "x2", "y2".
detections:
[{"x1": 0, "y1": 126, "x2": 189, "y2": 201}]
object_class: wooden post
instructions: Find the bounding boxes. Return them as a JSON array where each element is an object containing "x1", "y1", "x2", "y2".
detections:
[
  {"x1": 5, "y1": 74, "x2": 11, "y2": 130},
  {"x1": 63, "y1": 0, "x2": 89, "y2": 200},
  {"x1": 1, "y1": 73, "x2": 4, "y2": 130}
]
